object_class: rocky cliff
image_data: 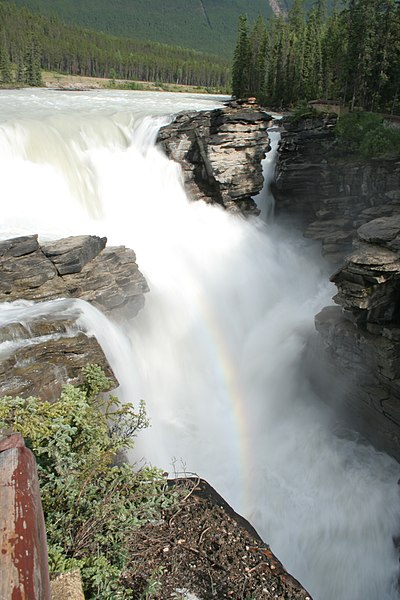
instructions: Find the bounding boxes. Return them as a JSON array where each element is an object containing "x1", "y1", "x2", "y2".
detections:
[
  {"x1": 274, "y1": 115, "x2": 400, "y2": 460},
  {"x1": 0, "y1": 234, "x2": 148, "y2": 399},
  {"x1": 315, "y1": 216, "x2": 400, "y2": 460},
  {"x1": 157, "y1": 103, "x2": 272, "y2": 216},
  {"x1": 274, "y1": 115, "x2": 400, "y2": 264}
]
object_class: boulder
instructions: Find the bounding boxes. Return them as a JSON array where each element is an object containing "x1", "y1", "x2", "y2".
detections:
[{"x1": 42, "y1": 235, "x2": 107, "y2": 275}]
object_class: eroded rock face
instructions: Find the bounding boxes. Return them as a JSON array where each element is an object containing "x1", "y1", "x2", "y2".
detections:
[
  {"x1": 274, "y1": 114, "x2": 400, "y2": 458},
  {"x1": 0, "y1": 307, "x2": 118, "y2": 400},
  {"x1": 0, "y1": 233, "x2": 149, "y2": 400},
  {"x1": 274, "y1": 115, "x2": 400, "y2": 264},
  {"x1": 157, "y1": 105, "x2": 272, "y2": 216},
  {"x1": 0, "y1": 235, "x2": 148, "y2": 319},
  {"x1": 315, "y1": 216, "x2": 400, "y2": 459}
]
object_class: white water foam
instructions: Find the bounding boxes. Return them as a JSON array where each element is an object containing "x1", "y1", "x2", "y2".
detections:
[{"x1": 0, "y1": 89, "x2": 399, "y2": 600}]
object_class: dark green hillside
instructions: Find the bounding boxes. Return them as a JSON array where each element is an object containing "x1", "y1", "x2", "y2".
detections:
[
  {"x1": 9, "y1": 0, "x2": 274, "y2": 57},
  {"x1": 0, "y1": 1, "x2": 231, "y2": 87}
]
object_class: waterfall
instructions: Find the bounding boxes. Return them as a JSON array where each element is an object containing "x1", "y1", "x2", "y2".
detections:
[
  {"x1": 253, "y1": 127, "x2": 281, "y2": 221},
  {"x1": 1, "y1": 89, "x2": 400, "y2": 600}
]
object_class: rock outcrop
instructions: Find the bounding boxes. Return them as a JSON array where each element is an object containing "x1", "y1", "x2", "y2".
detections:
[
  {"x1": 274, "y1": 115, "x2": 400, "y2": 264},
  {"x1": 315, "y1": 216, "x2": 400, "y2": 459},
  {"x1": 0, "y1": 234, "x2": 149, "y2": 399},
  {"x1": 0, "y1": 309, "x2": 117, "y2": 400},
  {"x1": 274, "y1": 115, "x2": 400, "y2": 459},
  {"x1": 0, "y1": 234, "x2": 148, "y2": 319},
  {"x1": 157, "y1": 104, "x2": 272, "y2": 215}
]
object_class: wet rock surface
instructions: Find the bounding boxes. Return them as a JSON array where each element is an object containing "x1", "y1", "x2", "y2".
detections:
[
  {"x1": 0, "y1": 309, "x2": 117, "y2": 400},
  {"x1": 0, "y1": 234, "x2": 148, "y2": 319},
  {"x1": 315, "y1": 216, "x2": 400, "y2": 460},
  {"x1": 157, "y1": 105, "x2": 272, "y2": 216},
  {"x1": 274, "y1": 115, "x2": 400, "y2": 264},
  {"x1": 274, "y1": 115, "x2": 400, "y2": 459},
  {"x1": 0, "y1": 233, "x2": 148, "y2": 400}
]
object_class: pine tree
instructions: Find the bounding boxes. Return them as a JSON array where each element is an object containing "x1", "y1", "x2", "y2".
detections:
[
  {"x1": 232, "y1": 15, "x2": 250, "y2": 99},
  {"x1": 0, "y1": 46, "x2": 13, "y2": 84},
  {"x1": 248, "y1": 16, "x2": 268, "y2": 101},
  {"x1": 16, "y1": 53, "x2": 26, "y2": 84},
  {"x1": 25, "y1": 34, "x2": 43, "y2": 86}
]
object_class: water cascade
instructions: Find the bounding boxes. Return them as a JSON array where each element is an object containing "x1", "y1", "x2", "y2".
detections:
[{"x1": 0, "y1": 90, "x2": 399, "y2": 600}]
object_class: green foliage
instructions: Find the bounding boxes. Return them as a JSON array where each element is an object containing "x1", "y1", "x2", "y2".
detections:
[
  {"x1": 288, "y1": 100, "x2": 320, "y2": 122},
  {"x1": 231, "y1": 0, "x2": 400, "y2": 113},
  {"x1": 8, "y1": 0, "x2": 275, "y2": 59},
  {"x1": 231, "y1": 15, "x2": 268, "y2": 102},
  {"x1": 335, "y1": 111, "x2": 400, "y2": 158},
  {"x1": 231, "y1": 15, "x2": 250, "y2": 99},
  {"x1": 0, "y1": 365, "x2": 177, "y2": 600},
  {"x1": 0, "y1": 45, "x2": 13, "y2": 83},
  {"x1": 0, "y1": 0, "x2": 231, "y2": 88}
]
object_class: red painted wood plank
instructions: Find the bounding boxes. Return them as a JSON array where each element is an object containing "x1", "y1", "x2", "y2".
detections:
[{"x1": 0, "y1": 434, "x2": 51, "y2": 600}]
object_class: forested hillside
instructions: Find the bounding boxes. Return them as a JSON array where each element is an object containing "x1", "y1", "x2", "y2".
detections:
[
  {"x1": 0, "y1": 1, "x2": 230, "y2": 88},
  {"x1": 232, "y1": 0, "x2": 400, "y2": 114},
  {"x1": 8, "y1": 0, "x2": 275, "y2": 58}
]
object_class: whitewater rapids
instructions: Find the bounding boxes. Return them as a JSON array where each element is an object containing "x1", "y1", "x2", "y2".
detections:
[{"x1": 0, "y1": 89, "x2": 399, "y2": 600}]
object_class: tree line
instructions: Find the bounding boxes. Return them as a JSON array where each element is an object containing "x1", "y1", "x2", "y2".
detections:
[
  {"x1": 232, "y1": 0, "x2": 400, "y2": 114},
  {"x1": 0, "y1": 0, "x2": 231, "y2": 88}
]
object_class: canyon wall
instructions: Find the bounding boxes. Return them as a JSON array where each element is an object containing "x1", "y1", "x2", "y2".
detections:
[
  {"x1": 274, "y1": 115, "x2": 400, "y2": 265},
  {"x1": 274, "y1": 114, "x2": 400, "y2": 460}
]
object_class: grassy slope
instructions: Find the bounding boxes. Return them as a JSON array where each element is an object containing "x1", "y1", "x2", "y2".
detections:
[{"x1": 10, "y1": 0, "x2": 274, "y2": 58}]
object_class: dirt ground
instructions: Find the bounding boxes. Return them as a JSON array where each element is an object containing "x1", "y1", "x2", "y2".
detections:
[
  {"x1": 123, "y1": 479, "x2": 312, "y2": 600},
  {"x1": 40, "y1": 72, "x2": 215, "y2": 94}
]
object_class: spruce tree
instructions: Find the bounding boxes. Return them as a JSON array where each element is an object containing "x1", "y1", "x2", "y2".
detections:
[
  {"x1": 0, "y1": 46, "x2": 13, "y2": 84},
  {"x1": 232, "y1": 15, "x2": 250, "y2": 99},
  {"x1": 248, "y1": 16, "x2": 268, "y2": 101},
  {"x1": 25, "y1": 34, "x2": 43, "y2": 86}
]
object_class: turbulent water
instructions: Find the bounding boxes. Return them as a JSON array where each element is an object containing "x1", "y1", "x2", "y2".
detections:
[{"x1": 1, "y1": 88, "x2": 400, "y2": 600}]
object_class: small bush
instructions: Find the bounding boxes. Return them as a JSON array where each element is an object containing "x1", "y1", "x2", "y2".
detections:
[
  {"x1": 288, "y1": 100, "x2": 320, "y2": 123},
  {"x1": 335, "y1": 111, "x2": 400, "y2": 158},
  {"x1": 0, "y1": 365, "x2": 178, "y2": 599}
]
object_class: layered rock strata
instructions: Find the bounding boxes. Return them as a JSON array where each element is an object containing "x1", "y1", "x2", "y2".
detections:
[
  {"x1": 0, "y1": 233, "x2": 148, "y2": 399},
  {"x1": 157, "y1": 105, "x2": 272, "y2": 215},
  {"x1": 0, "y1": 234, "x2": 148, "y2": 319},
  {"x1": 315, "y1": 216, "x2": 400, "y2": 460},
  {"x1": 274, "y1": 115, "x2": 400, "y2": 264},
  {"x1": 0, "y1": 309, "x2": 117, "y2": 400}
]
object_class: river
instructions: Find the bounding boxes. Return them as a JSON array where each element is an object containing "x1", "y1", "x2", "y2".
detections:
[{"x1": 0, "y1": 88, "x2": 399, "y2": 600}]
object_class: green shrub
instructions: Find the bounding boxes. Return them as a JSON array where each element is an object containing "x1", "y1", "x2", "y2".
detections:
[
  {"x1": 335, "y1": 111, "x2": 400, "y2": 158},
  {"x1": 0, "y1": 365, "x2": 177, "y2": 599},
  {"x1": 288, "y1": 100, "x2": 320, "y2": 123}
]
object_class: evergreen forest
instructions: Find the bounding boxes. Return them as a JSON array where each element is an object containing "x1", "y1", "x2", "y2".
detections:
[
  {"x1": 232, "y1": 0, "x2": 400, "y2": 115},
  {"x1": 0, "y1": 0, "x2": 231, "y2": 88},
  {"x1": 8, "y1": 0, "x2": 276, "y2": 59}
]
